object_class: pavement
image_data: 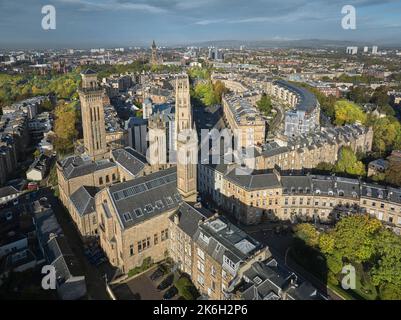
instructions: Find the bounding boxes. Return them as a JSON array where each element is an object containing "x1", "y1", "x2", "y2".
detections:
[{"x1": 112, "y1": 266, "x2": 179, "y2": 300}]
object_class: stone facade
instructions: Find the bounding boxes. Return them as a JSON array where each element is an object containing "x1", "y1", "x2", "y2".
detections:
[
  {"x1": 222, "y1": 94, "x2": 266, "y2": 147},
  {"x1": 78, "y1": 70, "x2": 108, "y2": 161},
  {"x1": 198, "y1": 164, "x2": 401, "y2": 232}
]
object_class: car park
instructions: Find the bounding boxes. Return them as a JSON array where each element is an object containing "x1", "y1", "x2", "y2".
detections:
[
  {"x1": 150, "y1": 268, "x2": 164, "y2": 282},
  {"x1": 157, "y1": 274, "x2": 174, "y2": 291},
  {"x1": 163, "y1": 286, "x2": 178, "y2": 300}
]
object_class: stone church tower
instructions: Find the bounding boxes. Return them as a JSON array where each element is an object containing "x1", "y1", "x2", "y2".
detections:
[
  {"x1": 147, "y1": 112, "x2": 168, "y2": 171},
  {"x1": 175, "y1": 74, "x2": 197, "y2": 202},
  {"x1": 151, "y1": 40, "x2": 159, "y2": 65},
  {"x1": 174, "y1": 74, "x2": 192, "y2": 150},
  {"x1": 78, "y1": 69, "x2": 107, "y2": 161}
]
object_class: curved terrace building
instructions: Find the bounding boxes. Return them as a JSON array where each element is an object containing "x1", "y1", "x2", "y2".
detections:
[{"x1": 268, "y1": 80, "x2": 320, "y2": 137}]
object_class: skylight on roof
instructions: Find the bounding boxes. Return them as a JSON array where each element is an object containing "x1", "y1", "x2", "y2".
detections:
[
  {"x1": 134, "y1": 208, "x2": 143, "y2": 218},
  {"x1": 235, "y1": 239, "x2": 256, "y2": 254},
  {"x1": 253, "y1": 276, "x2": 262, "y2": 285},
  {"x1": 208, "y1": 219, "x2": 227, "y2": 232},
  {"x1": 165, "y1": 196, "x2": 174, "y2": 206},
  {"x1": 144, "y1": 204, "x2": 153, "y2": 213},
  {"x1": 155, "y1": 200, "x2": 164, "y2": 209},
  {"x1": 123, "y1": 212, "x2": 133, "y2": 222}
]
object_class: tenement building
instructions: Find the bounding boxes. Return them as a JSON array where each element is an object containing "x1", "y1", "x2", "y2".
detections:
[
  {"x1": 222, "y1": 94, "x2": 266, "y2": 147},
  {"x1": 255, "y1": 124, "x2": 373, "y2": 171},
  {"x1": 198, "y1": 164, "x2": 401, "y2": 232},
  {"x1": 266, "y1": 80, "x2": 320, "y2": 137},
  {"x1": 169, "y1": 210, "x2": 269, "y2": 299}
]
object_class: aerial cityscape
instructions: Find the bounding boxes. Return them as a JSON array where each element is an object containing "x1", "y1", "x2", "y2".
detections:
[{"x1": 1, "y1": 0, "x2": 401, "y2": 305}]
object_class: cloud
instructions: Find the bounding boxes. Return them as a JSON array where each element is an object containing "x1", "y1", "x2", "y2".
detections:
[{"x1": 55, "y1": 0, "x2": 167, "y2": 13}]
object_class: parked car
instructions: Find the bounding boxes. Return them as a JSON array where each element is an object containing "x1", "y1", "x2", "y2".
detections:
[
  {"x1": 150, "y1": 268, "x2": 164, "y2": 281},
  {"x1": 157, "y1": 274, "x2": 174, "y2": 291},
  {"x1": 163, "y1": 286, "x2": 178, "y2": 300}
]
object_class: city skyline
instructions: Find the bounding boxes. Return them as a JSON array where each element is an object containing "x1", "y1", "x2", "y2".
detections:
[{"x1": 1, "y1": 0, "x2": 401, "y2": 49}]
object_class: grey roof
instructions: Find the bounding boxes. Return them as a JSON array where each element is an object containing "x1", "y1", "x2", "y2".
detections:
[
  {"x1": 193, "y1": 216, "x2": 262, "y2": 270},
  {"x1": 108, "y1": 167, "x2": 181, "y2": 229},
  {"x1": 60, "y1": 155, "x2": 116, "y2": 179},
  {"x1": 112, "y1": 147, "x2": 147, "y2": 177},
  {"x1": 262, "y1": 124, "x2": 370, "y2": 158},
  {"x1": 170, "y1": 202, "x2": 213, "y2": 238},
  {"x1": 0, "y1": 186, "x2": 19, "y2": 198},
  {"x1": 70, "y1": 186, "x2": 98, "y2": 216},
  {"x1": 238, "y1": 258, "x2": 326, "y2": 300},
  {"x1": 225, "y1": 168, "x2": 281, "y2": 190},
  {"x1": 281, "y1": 176, "x2": 312, "y2": 194},
  {"x1": 275, "y1": 80, "x2": 318, "y2": 113},
  {"x1": 81, "y1": 69, "x2": 96, "y2": 75},
  {"x1": 45, "y1": 235, "x2": 84, "y2": 282},
  {"x1": 35, "y1": 210, "x2": 64, "y2": 245}
]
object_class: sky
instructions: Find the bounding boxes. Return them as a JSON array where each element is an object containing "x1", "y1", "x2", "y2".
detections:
[{"x1": 0, "y1": 0, "x2": 401, "y2": 48}]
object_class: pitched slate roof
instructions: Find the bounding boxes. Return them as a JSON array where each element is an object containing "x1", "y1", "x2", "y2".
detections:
[
  {"x1": 70, "y1": 186, "x2": 98, "y2": 216},
  {"x1": 45, "y1": 235, "x2": 84, "y2": 282},
  {"x1": 170, "y1": 202, "x2": 213, "y2": 238},
  {"x1": 108, "y1": 167, "x2": 181, "y2": 229},
  {"x1": 0, "y1": 186, "x2": 19, "y2": 198},
  {"x1": 225, "y1": 168, "x2": 281, "y2": 190},
  {"x1": 112, "y1": 147, "x2": 147, "y2": 178},
  {"x1": 60, "y1": 155, "x2": 116, "y2": 179}
]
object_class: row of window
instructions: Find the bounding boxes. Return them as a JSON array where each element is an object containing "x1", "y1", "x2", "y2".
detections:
[
  {"x1": 129, "y1": 229, "x2": 169, "y2": 256},
  {"x1": 99, "y1": 173, "x2": 117, "y2": 185}
]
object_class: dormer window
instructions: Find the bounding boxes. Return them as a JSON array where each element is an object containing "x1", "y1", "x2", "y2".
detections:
[{"x1": 223, "y1": 255, "x2": 238, "y2": 272}]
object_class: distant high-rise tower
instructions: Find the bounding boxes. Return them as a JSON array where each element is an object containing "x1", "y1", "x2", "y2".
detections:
[
  {"x1": 78, "y1": 69, "x2": 107, "y2": 160},
  {"x1": 174, "y1": 73, "x2": 197, "y2": 202},
  {"x1": 372, "y1": 46, "x2": 378, "y2": 55}
]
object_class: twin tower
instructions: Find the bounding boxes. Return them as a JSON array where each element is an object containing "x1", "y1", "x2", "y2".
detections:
[{"x1": 78, "y1": 70, "x2": 197, "y2": 202}]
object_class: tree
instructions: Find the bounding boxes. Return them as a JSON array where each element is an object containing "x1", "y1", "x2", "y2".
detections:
[
  {"x1": 213, "y1": 80, "x2": 228, "y2": 104},
  {"x1": 370, "y1": 86, "x2": 390, "y2": 108},
  {"x1": 334, "y1": 147, "x2": 366, "y2": 176},
  {"x1": 332, "y1": 215, "x2": 382, "y2": 263},
  {"x1": 294, "y1": 223, "x2": 320, "y2": 247},
  {"x1": 334, "y1": 100, "x2": 367, "y2": 125},
  {"x1": 371, "y1": 116, "x2": 401, "y2": 155},
  {"x1": 371, "y1": 229, "x2": 401, "y2": 290},
  {"x1": 348, "y1": 86, "x2": 370, "y2": 104},
  {"x1": 193, "y1": 81, "x2": 219, "y2": 106},
  {"x1": 256, "y1": 94, "x2": 273, "y2": 116},
  {"x1": 315, "y1": 162, "x2": 334, "y2": 172},
  {"x1": 385, "y1": 159, "x2": 401, "y2": 187},
  {"x1": 54, "y1": 101, "x2": 78, "y2": 155}
]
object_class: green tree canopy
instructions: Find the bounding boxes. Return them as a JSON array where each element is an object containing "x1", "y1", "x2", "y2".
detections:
[
  {"x1": 54, "y1": 101, "x2": 78, "y2": 155},
  {"x1": 334, "y1": 146, "x2": 366, "y2": 177},
  {"x1": 256, "y1": 93, "x2": 273, "y2": 116},
  {"x1": 334, "y1": 100, "x2": 367, "y2": 125}
]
